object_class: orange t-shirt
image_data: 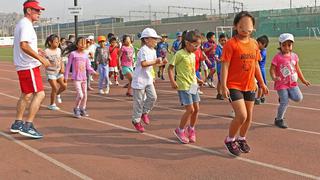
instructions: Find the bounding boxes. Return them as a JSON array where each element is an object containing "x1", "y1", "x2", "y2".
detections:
[{"x1": 221, "y1": 37, "x2": 261, "y2": 91}]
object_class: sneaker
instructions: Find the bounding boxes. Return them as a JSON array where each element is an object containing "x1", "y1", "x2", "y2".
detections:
[
  {"x1": 115, "y1": 81, "x2": 119, "y2": 86},
  {"x1": 260, "y1": 97, "x2": 266, "y2": 103},
  {"x1": 141, "y1": 114, "x2": 150, "y2": 125},
  {"x1": 73, "y1": 108, "x2": 81, "y2": 118},
  {"x1": 10, "y1": 120, "x2": 24, "y2": 133},
  {"x1": 104, "y1": 87, "x2": 110, "y2": 94},
  {"x1": 90, "y1": 76, "x2": 94, "y2": 82},
  {"x1": 126, "y1": 92, "x2": 133, "y2": 97},
  {"x1": 56, "y1": 95, "x2": 62, "y2": 103},
  {"x1": 80, "y1": 108, "x2": 89, "y2": 117},
  {"x1": 198, "y1": 90, "x2": 204, "y2": 95},
  {"x1": 224, "y1": 138, "x2": 241, "y2": 156},
  {"x1": 187, "y1": 126, "x2": 196, "y2": 143},
  {"x1": 203, "y1": 82, "x2": 209, "y2": 87},
  {"x1": 19, "y1": 123, "x2": 43, "y2": 139},
  {"x1": 274, "y1": 118, "x2": 288, "y2": 129},
  {"x1": 236, "y1": 139, "x2": 251, "y2": 153},
  {"x1": 173, "y1": 128, "x2": 189, "y2": 144},
  {"x1": 109, "y1": 81, "x2": 113, "y2": 85},
  {"x1": 254, "y1": 98, "x2": 261, "y2": 105},
  {"x1": 132, "y1": 122, "x2": 145, "y2": 133},
  {"x1": 99, "y1": 89, "x2": 105, "y2": 95},
  {"x1": 48, "y1": 104, "x2": 60, "y2": 110},
  {"x1": 216, "y1": 93, "x2": 224, "y2": 100}
]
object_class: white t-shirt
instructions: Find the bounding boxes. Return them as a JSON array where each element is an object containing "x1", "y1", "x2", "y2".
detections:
[
  {"x1": 13, "y1": 17, "x2": 41, "y2": 71},
  {"x1": 131, "y1": 45, "x2": 156, "y2": 89},
  {"x1": 45, "y1": 48, "x2": 62, "y2": 75}
]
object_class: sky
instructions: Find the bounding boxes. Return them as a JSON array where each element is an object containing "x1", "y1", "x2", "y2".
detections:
[{"x1": 0, "y1": 0, "x2": 317, "y2": 22}]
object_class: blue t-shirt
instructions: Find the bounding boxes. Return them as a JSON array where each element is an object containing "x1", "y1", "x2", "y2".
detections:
[
  {"x1": 215, "y1": 44, "x2": 223, "y2": 61},
  {"x1": 259, "y1": 48, "x2": 267, "y2": 68},
  {"x1": 156, "y1": 42, "x2": 169, "y2": 58},
  {"x1": 172, "y1": 40, "x2": 181, "y2": 53}
]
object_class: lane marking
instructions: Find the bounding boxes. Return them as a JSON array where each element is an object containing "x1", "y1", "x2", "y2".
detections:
[
  {"x1": 0, "y1": 92, "x2": 319, "y2": 179},
  {"x1": 0, "y1": 130, "x2": 92, "y2": 180}
]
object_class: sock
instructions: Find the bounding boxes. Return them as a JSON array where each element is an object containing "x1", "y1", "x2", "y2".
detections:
[
  {"x1": 189, "y1": 125, "x2": 195, "y2": 130},
  {"x1": 51, "y1": 103, "x2": 56, "y2": 106},
  {"x1": 57, "y1": 94, "x2": 61, "y2": 98},
  {"x1": 226, "y1": 136, "x2": 235, "y2": 142},
  {"x1": 238, "y1": 136, "x2": 246, "y2": 141}
]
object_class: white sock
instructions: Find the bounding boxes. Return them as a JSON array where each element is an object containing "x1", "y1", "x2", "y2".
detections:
[
  {"x1": 57, "y1": 94, "x2": 61, "y2": 98},
  {"x1": 51, "y1": 103, "x2": 56, "y2": 106},
  {"x1": 238, "y1": 136, "x2": 246, "y2": 141},
  {"x1": 189, "y1": 126, "x2": 195, "y2": 130},
  {"x1": 226, "y1": 136, "x2": 235, "y2": 142}
]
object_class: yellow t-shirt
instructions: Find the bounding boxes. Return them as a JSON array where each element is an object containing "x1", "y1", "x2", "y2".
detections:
[{"x1": 169, "y1": 49, "x2": 197, "y2": 91}]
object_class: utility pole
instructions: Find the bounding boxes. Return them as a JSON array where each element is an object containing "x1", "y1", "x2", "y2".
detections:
[
  {"x1": 74, "y1": 0, "x2": 78, "y2": 39},
  {"x1": 219, "y1": 0, "x2": 221, "y2": 16},
  {"x1": 210, "y1": 0, "x2": 213, "y2": 15},
  {"x1": 290, "y1": 0, "x2": 292, "y2": 9},
  {"x1": 149, "y1": 4, "x2": 152, "y2": 20}
]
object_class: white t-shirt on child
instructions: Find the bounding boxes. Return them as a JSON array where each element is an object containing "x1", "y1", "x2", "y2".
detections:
[
  {"x1": 13, "y1": 17, "x2": 41, "y2": 71},
  {"x1": 131, "y1": 45, "x2": 156, "y2": 89}
]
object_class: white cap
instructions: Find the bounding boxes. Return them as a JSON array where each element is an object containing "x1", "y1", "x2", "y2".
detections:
[
  {"x1": 279, "y1": 33, "x2": 294, "y2": 43},
  {"x1": 87, "y1": 35, "x2": 94, "y2": 40},
  {"x1": 140, "y1": 28, "x2": 161, "y2": 39}
]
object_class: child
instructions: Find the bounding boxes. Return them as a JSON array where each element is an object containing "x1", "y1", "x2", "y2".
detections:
[
  {"x1": 221, "y1": 11, "x2": 268, "y2": 156},
  {"x1": 270, "y1": 33, "x2": 310, "y2": 129},
  {"x1": 118, "y1": 35, "x2": 135, "y2": 97},
  {"x1": 203, "y1": 32, "x2": 217, "y2": 88},
  {"x1": 109, "y1": 37, "x2": 120, "y2": 85},
  {"x1": 64, "y1": 37, "x2": 98, "y2": 118},
  {"x1": 156, "y1": 34, "x2": 169, "y2": 80},
  {"x1": 255, "y1": 35, "x2": 269, "y2": 104},
  {"x1": 194, "y1": 42, "x2": 206, "y2": 95},
  {"x1": 94, "y1": 35, "x2": 110, "y2": 95},
  {"x1": 131, "y1": 28, "x2": 168, "y2": 133},
  {"x1": 171, "y1": 32, "x2": 182, "y2": 54},
  {"x1": 168, "y1": 30, "x2": 202, "y2": 144},
  {"x1": 215, "y1": 33, "x2": 227, "y2": 100},
  {"x1": 44, "y1": 34, "x2": 67, "y2": 110}
]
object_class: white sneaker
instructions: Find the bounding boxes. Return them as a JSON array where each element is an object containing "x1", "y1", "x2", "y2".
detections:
[
  {"x1": 56, "y1": 95, "x2": 62, "y2": 103},
  {"x1": 115, "y1": 81, "x2": 119, "y2": 86},
  {"x1": 99, "y1": 89, "x2": 105, "y2": 95},
  {"x1": 104, "y1": 87, "x2": 110, "y2": 94},
  {"x1": 90, "y1": 76, "x2": 94, "y2": 82},
  {"x1": 48, "y1": 104, "x2": 60, "y2": 110},
  {"x1": 109, "y1": 81, "x2": 113, "y2": 85}
]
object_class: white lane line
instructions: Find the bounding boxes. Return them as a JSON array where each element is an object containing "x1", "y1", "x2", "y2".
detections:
[
  {"x1": 1, "y1": 77, "x2": 320, "y2": 136},
  {"x1": 0, "y1": 92, "x2": 319, "y2": 179},
  {"x1": 158, "y1": 89, "x2": 320, "y2": 111},
  {"x1": 0, "y1": 131, "x2": 92, "y2": 180}
]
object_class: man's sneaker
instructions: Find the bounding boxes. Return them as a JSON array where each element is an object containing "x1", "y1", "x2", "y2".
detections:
[
  {"x1": 99, "y1": 89, "x2": 105, "y2": 95},
  {"x1": 56, "y1": 95, "x2": 62, "y2": 103},
  {"x1": 80, "y1": 109, "x2": 89, "y2": 117},
  {"x1": 115, "y1": 81, "x2": 119, "y2": 86},
  {"x1": 187, "y1": 126, "x2": 196, "y2": 143},
  {"x1": 104, "y1": 87, "x2": 110, "y2": 94},
  {"x1": 216, "y1": 93, "x2": 224, "y2": 100},
  {"x1": 174, "y1": 128, "x2": 189, "y2": 144},
  {"x1": 274, "y1": 118, "x2": 288, "y2": 129},
  {"x1": 236, "y1": 139, "x2": 251, "y2": 153},
  {"x1": 260, "y1": 97, "x2": 266, "y2": 103},
  {"x1": 132, "y1": 122, "x2": 145, "y2": 133},
  {"x1": 48, "y1": 104, "x2": 60, "y2": 110},
  {"x1": 73, "y1": 108, "x2": 81, "y2": 118},
  {"x1": 141, "y1": 114, "x2": 150, "y2": 125},
  {"x1": 254, "y1": 98, "x2": 261, "y2": 105},
  {"x1": 224, "y1": 138, "x2": 241, "y2": 156},
  {"x1": 19, "y1": 123, "x2": 43, "y2": 139},
  {"x1": 10, "y1": 120, "x2": 24, "y2": 133}
]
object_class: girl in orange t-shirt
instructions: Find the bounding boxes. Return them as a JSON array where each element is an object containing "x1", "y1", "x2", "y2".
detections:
[{"x1": 221, "y1": 11, "x2": 269, "y2": 156}]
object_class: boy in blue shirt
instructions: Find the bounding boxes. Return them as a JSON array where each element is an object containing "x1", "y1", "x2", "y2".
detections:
[
  {"x1": 171, "y1": 32, "x2": 182, "y2": 54},
  {"x1": 215, "y1": 33, "x2": 227, "y2": 100},
  {"x1": 156, "y1": 34, "x2": 169, "y2": 80},
  {"x1": 256, "y1": 35, "x2": 269, "y2": 104}
]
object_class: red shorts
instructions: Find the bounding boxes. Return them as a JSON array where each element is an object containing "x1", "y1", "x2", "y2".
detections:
[{"x1": 17, "y1": 66, "x2": 44, "y2": 94}]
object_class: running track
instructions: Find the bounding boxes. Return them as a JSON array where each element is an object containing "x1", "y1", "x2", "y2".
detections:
[{"x1": 0, "y1": 61, "x2": 319, "y2": 180}]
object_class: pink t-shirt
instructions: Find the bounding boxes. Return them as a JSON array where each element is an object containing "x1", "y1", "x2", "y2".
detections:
[
  {"x1": 271, "y1": 52, "x2": 299, "y2": 90},
  {"x1": 120, "y1": 46, "x2": 134, "y2": 67}
]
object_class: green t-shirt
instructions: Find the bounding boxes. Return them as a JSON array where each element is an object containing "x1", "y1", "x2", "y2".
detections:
[{"x1": 170, "y1": 49, "x2": 197, "y2": 91}]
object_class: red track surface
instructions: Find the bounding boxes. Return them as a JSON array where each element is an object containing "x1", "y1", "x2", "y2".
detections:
[{"x1": 0, "y1": 61, "x2": 319, "y2": 180}]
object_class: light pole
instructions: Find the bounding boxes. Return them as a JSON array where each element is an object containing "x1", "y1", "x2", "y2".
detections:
[{"x1": 74, "y1": 0, "x2": 78, "y2": 39}]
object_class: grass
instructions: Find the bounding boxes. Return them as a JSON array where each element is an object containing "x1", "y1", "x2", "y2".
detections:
[{"x1": 1, "y1": 38, "x2": 319, "y2": 83}]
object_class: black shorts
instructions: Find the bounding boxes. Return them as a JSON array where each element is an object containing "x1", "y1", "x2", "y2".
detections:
[{"x1": 229, "y1": 89, "x2": 256, "y2": 102}]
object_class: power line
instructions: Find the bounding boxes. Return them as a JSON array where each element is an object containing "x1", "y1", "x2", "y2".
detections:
[{"x1": 167, "y1": 6, "x2": 216, "y2": 17}]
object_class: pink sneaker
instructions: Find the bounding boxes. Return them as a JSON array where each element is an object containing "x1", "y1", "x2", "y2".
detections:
[
  {"x1": 132, "y1": 122, "x2": 145, "y2": 133},
  {"x1": 141, "y1": 114, "x2": 150, "y2": 125},
  {"x1": 173, "y1": 128, "x2": 189, "y2": 144},
  {"x1": 187, "y1": 126, "x2": 196, "y2": 143}
]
